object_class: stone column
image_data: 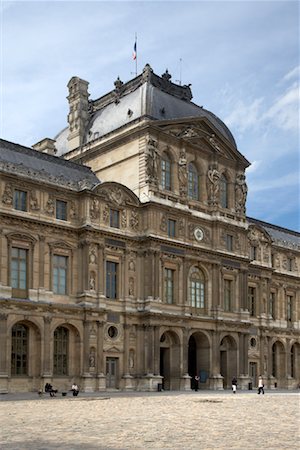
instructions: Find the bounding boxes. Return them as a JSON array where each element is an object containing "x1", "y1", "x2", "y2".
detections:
[
  {"x1": 238, "y1": 332, "x2": 244, "y2": 376},
  {"x1": 238, "y1": 333, "x2": 250, "y2": 390},
  {"x1": 97, "y1": 321, "x2": 106, "y2": 390},
  {"x1": 0, "y1": 314, "x2": 8, "y2": 393},
  {"x1": 153, "y1": 325, "x2": 160, "y2": 375},
  {"x1": 42, "y1": 316, "x2": 52, "y2": 377},
  {"x1": 122, "y1": 324, "x2": 134, "y2": 390},
  {"x1": 239, "y1": 269, "x2": 248, "y2": 311},
  {"x1": 180, "y1": 327, "x2": 191, "y2": 390},
  {"x1": 211, "y1": 264, "x2": 220, "y2": 310},
  {"x1": 209, "y1": 330, "x2": 224, "y2": 390},
  {"x1": 82, "y1": 320, "x2": 93, "y2": 392}
]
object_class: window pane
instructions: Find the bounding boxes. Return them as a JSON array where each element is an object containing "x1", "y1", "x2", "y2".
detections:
[
  {"x1": 188, "y1": 164, "x2": 199, "y2": 200},
  {"x1": 14, "y1": 190, "x2": 27, "y2": 211},
  {"x1": 53, "y1": 326, "x2": 69, "y2": 375},
  {"x1": 56, "y1": 200, "x2": 67, "y2": 220},
  {"x1": 106, "y1": 261, "x2": 118, "y2": 299},
  {"x1": 11, "y1": 324, "x2": 28, "y2": 375},
  {"x1": 11, "y1": 248, "x2": 27, "y2": 291},
  {"x1": 53, "y1": 255, "x2": 68, "y2": 294}
]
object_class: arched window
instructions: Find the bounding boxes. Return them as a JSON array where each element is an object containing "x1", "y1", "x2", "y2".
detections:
[
  {"x1": 220, "y1": 174, "x2": 228, "y2": 208},
  {"x1": 188, "y1": 163, "x2": 199, "y2": 200},
  {"x1": 161, "y1": 153, "x2": 171, "y2": 190},
  {"x1": 189, "y1": 267, "x2": 205, "y2": 309},
  {"x1": 53, "y1": 326, "x2": 69, "y2": 375},
  {"x1": 291, "y1": 345, "x2": 295, "y2": 378},
  {"x1": 272, "y1": 343, "x2": 276, "y2": 377},
  {"x1": 11, "y1": 323, "x2": 28, "y2": 375}
]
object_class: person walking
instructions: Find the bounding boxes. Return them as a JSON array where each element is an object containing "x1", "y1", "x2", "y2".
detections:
[
  {"x1": 231, "y1": 377, "x2": 237, "y2": 393},
  {"x1": 257, "y1": 376, "x2": 264, "y2": 394}
]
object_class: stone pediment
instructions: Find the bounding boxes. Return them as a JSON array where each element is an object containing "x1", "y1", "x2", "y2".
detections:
[
  {"x1": 92, "y1": 182, "x2": 140, "y2": 207},
  {"x1": 155, "y1": 118, "x2": 249, "y2": 167}
]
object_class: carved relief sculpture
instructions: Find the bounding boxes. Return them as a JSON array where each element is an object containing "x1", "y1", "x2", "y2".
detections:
[
  {"x1": 207, "y1": 165, "x2": 220, "y2": 205},
  {"x1": 235, "y1": 173, "x2": 248, "y2": 214},
  {"x1": 178, "y1": 148, "x2": 187, "y2": 197},
  {"x1": 160, "y1": 214, "x2": 167, "y2": 232},
  {"x1": 89, "y1": 271, "x2": 96, "y2": 290},
  {"x1": 89, "y1": 244, "x2": 97, "y2": 265},
  {"x1": 103, "y1": 204, "x2": 109, "y2": 224},
  {"x1": 145, "y1": 138, "x2": 159, "y2": 185},
  {"x1": 29, "y1": 191, "x2": 39, "y2": 211},
  {"x1": 129, "y1": 277, "x2": 135, "y2": 296},
  {"x1": 2, "y1": 183, "x2": 13, "y2": 205},
  {"x1": 130, "y1": 210, "x2": 139, "y2": 230},
  {"x1": 121, "y1": 210, "x2": 127, "y2": 228},
  {"x1": 90, "y1": 198, "x2": 100, "y2": 220},
  {"x1": 45, "y1": 196, "x2": 55, "y2": 215},
  {"x1": 70, "y1": 201, "x2": 77, "y2": 218}
]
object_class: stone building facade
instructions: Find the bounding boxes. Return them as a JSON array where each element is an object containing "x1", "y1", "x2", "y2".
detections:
[{"x1": 0, "y1": 65, "x2": 299, "y2": 393}]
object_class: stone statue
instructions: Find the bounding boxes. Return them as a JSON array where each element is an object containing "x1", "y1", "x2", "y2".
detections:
[
  {"x1": 2, "y1": 183, "x2": 13, "y2": 205},
  {"x1": 178, "y1": 149, "x2": 187, "y2": 197},
  {"x1": 207, "y1": 165, "x2": 220, "y2": 205},
  {"x1": 145, "y1": 139, "x2": 159, "y2": 185},
  {"x1": 90, "y1": 198, "x2": 100, "y2": 220},
  {"x1": 235, "y1": 173, "x2": 248, "y2": 213}
]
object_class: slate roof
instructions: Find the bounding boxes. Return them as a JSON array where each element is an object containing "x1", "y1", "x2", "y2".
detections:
[
  {"x1": 55, "y1": 65, "x2": 236, "y2": 156},
  {"x1": 248, "y1": 217, "x2": 300, "y2": 250},
  {"x1": 0, "y1": 138, "x2": 100, "y2": 191}
]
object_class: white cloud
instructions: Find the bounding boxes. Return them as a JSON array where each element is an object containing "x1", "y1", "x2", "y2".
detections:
[
  {"x1": 245, "y1": 160, "x2": 262, "y2": 174},
  {"x1": 263, "y1": 83, "x2": 299, "y2": 132},
  {"x1": 249, "y1": 171, "x2": 299, "y2": 193},
  {"x1": 224, "y1": 97, "x2": 264, "y2": 133},
  {"x1": 282, "y1": 65, "x2": 300, "y2": 82}
]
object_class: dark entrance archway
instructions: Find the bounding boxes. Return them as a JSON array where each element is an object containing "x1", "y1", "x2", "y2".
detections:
[
  {"x1": 220, "y1": 335, "x2": 237, "y2": 388},
  {"x1": 188, "y1": 332, "x2": 210, "y2": 389},
  {"x1": 159, "y1": 331, "x2": 180, "y2": 390}
]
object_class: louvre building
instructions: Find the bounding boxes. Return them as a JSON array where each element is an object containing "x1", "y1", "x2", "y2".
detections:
[{"x1": 0, "y1": 64, "x2": 299, "y2": 393}]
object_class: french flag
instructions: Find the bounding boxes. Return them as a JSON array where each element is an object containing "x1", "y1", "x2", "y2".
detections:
[{"x1": 133, "y1": 41, "x2": 137, "y2": 60}]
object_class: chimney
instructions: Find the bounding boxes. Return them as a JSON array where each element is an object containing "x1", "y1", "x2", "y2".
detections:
[
  {"x1": 32, "y1": 138, "x2": 57, "y2": 156},
  {"x1": 67, "y1": 76, "x2": 90, "y2": 151}
]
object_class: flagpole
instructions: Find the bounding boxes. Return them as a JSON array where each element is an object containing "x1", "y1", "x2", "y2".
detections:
[{"x1": 135, "y1": 32, "x2": 137, "y2": 76}]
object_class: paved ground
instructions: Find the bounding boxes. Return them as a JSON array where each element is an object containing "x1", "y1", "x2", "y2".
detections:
[{"x1": 0, "y1": 390, "x2": 299, "y2": 449}]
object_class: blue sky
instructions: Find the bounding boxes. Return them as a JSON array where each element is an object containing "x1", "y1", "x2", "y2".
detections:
[{"x1": 1, "y1": 0, "x2": 299, "y2": 230}]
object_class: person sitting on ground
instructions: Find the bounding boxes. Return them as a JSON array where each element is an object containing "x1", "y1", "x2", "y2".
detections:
[
  {"x1": 45, "y1": 382, "x2": 57, "y2": 397},
  {"x1": 71, "y1": 383, "x2": 79, "y2": 396},
  {"x1": 231, "y1": 377, "x2": 237, "y2": 394}
]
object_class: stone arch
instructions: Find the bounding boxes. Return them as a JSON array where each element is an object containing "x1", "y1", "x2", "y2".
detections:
[
  {"x1": 219, "y1": 334, "x2": 238, "y2": 388},
  {"x1": 290, "y1": 342, "x2": 300, "y2": 380},
  {"x1": 188, "y1": 330, "x2": 211, "y2": 389},
  {"x1": 52, "y1": 322, "x2": 81, "y2": 379},
  {"x1": 159, "y1": 329, "x2": 181, "y2": 390},
  {"x1": 9, "y1": 319, "x2": 41, "y2": 384},
  {"x1": 271, "y1": 340, "x2": 286, "y2": 387}
]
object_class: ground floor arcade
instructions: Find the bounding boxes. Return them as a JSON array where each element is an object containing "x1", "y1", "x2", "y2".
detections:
[{"x1": 0, "y1": 312, "x2": 299, "y2": 393}]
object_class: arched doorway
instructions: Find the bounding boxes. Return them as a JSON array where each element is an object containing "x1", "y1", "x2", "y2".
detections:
[
  {"x1": 220, "y1": 335, "x2": 237, "y2": 388},
  {"x1": 188, "y1": 332, "x2": 210, "y2": 389},
  {"x1": 10, "y1": 320, "x2": 41, "y2": 392},
  {"x1": 272, "y1": 341, "x2": 286, "y2": 387},
  {"x1": 159, "y1": 331, "x2": 180, "y2": 390}
]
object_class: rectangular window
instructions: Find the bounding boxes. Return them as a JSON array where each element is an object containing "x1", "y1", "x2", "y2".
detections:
[
  {"x1": 250, "y1": 246, "x2": 257, "y2": 261},
  {"x1": 224, "y1": 279, "x2": 232, "y2": 311},
  {"x1": 248, "y1": 286, "x2": 256, "y2": 317},
  {"x1": 190, "y1": 280, "x2": 205, "y2": 309},
  {"x1": 226, "y1": 234, "x2": 233, "y2": 251},
  {"x1": 14, "y1": 190, "x2": 27, "y2": 211},
  {"x1": 11, "y1": 247, "x2": 27, "y2": 296},
  {"x1": 161, "y1": 159, "x2": 171, "y2": 190},
  {"x1": 164, "y1": 268, "x2": 174, "y2": 304},
  {"x1": 56, "y1": 200, "x2": 67, "y2": 221},
  {"x1": 168, "y1": 219, "x2": 176, "y2": 238},
  {"x1": 269, "y1": 292, "x2": 275, "y2": 319},
  {"x1": 110, "y1": 209, "x2": 120, "y2": 228},
  {"x1": 287, "y1": 295, "x2": 293, "y2": 322},
  {"x1": 106, "y1": 261, "x2": 118, "y2": 299},
  {"x1": 53, "y1": 255, "x2": 68, "y2": 294}
]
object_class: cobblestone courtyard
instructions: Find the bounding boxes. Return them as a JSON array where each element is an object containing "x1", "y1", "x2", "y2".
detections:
[{"x1": 0, "y1": 391, "x2": 299, "y2": 449}]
